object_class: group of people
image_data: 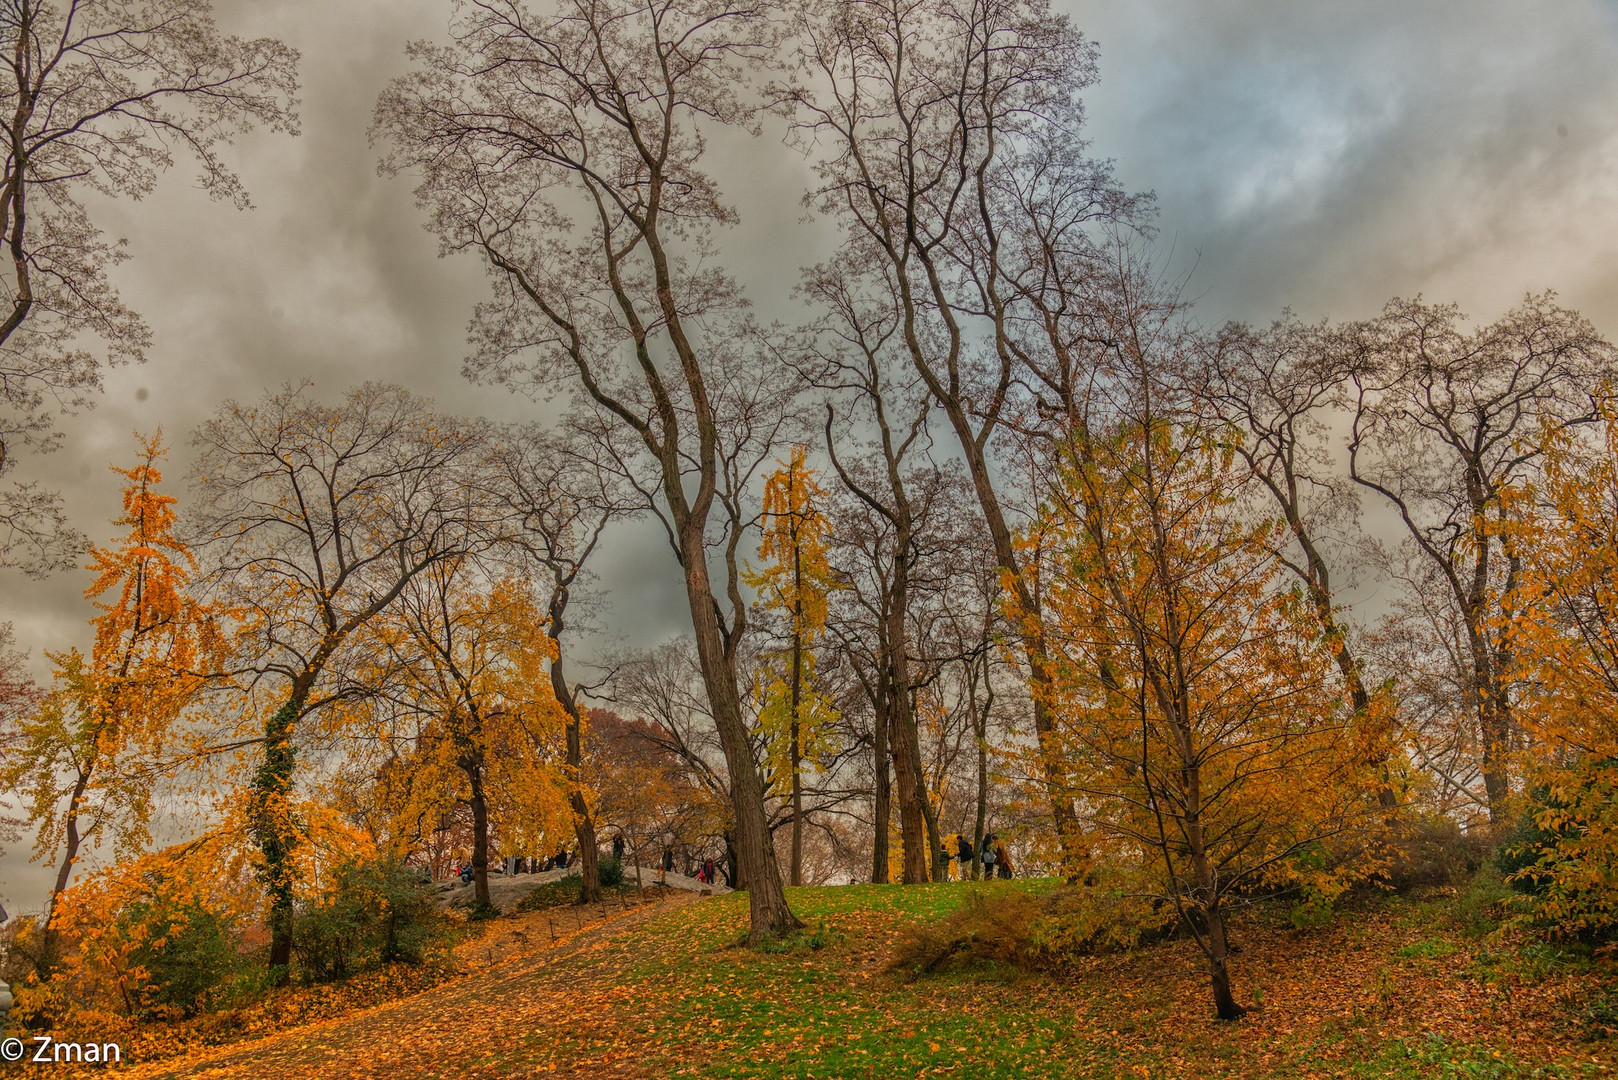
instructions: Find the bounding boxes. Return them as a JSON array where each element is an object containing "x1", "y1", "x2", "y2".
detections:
[
  {"x1": 652, "y1": 846, "x2": 723, "y2": 886},
  {"x1": 950, "y1": 833, "x2": 1014, "y2": 880}
]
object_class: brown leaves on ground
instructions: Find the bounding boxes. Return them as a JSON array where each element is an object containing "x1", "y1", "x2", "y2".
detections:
[{"x1": 96, "y1": 893, "x2": 696, "y2": 1080}]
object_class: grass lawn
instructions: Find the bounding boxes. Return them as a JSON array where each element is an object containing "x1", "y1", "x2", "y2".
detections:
[
  {"x1": 87, "y1": 876, "x2": 1618, "y2": 1080},
  {"x1": 495, "y1": 878, "x2": 1617, "y2": 1079}
]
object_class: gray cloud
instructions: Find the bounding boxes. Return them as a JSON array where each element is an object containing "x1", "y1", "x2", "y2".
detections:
[{"x1": 5, "y1": 0, "x2": 1617, "y2": 910}]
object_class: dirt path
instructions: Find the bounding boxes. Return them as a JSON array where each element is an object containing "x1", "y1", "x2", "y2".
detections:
[{"x1": 122, "y1": 893, "x2": 700, "y2": 1080}]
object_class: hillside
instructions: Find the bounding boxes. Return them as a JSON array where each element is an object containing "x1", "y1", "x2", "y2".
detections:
[{"x1": 51, "y1": 879, "x2": 1617, "y2": 1080}]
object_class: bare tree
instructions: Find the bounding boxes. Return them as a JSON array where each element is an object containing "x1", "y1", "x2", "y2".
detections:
[
  {"x1": 1344, "y1": 294, "x2": 1616, "y2": 819},
  {"x1": 0, "y1": 0, "x2": 298, "y2": 573},
  {"x1": 779, "y1": 0, "x2": 1142, "y2": 860},
  {"x1": 805, "y1": 258, "x2": 939, "y2": 883},
  {"x1": 376, "y1": 0, "x2": 804, "y2": 941},
  {"x1": 190, "y1": 382, "x2": 492, "y2": 978}
]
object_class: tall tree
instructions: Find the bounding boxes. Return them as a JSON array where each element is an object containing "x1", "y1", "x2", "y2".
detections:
[
  {"x1": 0, "y1": 0, "x2": 298, "y2": 573},
  {"x1": 190, "y1": 383, "x2": 491, "y2": 978},
  {"x1": 1200, "y1": 317, "x2": 1397, "y2": 808},
  {"x1": 4, "y1": 435, "x2": 222, "y2": 932},
  {"x1": 1345, "y1": 294, "x2": 1616, "y2": 819},
  {"x1": 780, "y1": 0, "x2": 1142, "y2": 861},
  {"x1": 748, "y1": 446, "x2": 839, "y2": 886},
  {"x1": 361, "y1": 569, "x2": 572, "y2": 913},
  {"x1": 377, "y1": 0, "x2": 804, "y2": 942},
  {"x1": 806, "y1": 259, "x2": 939, "y2": 884}
]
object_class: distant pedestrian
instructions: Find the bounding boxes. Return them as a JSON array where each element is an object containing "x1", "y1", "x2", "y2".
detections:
[
  {"x1": 657, "y1": 846, "x2": 672, "y2": 885},
  {"x1": 995, "y1": 842, "x2": 1014, "y2": 880},
  {"x1": 955, "y1": 834, "x2": 975, "y2": 881},
  {"x1": 703, "y1": 857, "x2": 716, "y2": 885},
  {"x1": 981, "y1": 833, "x2": 997, "y2": 877},
  {"x1": 612, "y1": 834, "x2": 626, "y2": 862}
]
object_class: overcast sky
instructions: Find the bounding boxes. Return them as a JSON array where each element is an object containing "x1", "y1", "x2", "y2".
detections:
[{"x1": 3, "y1": 0, "x2": 1616, "y2": 911}]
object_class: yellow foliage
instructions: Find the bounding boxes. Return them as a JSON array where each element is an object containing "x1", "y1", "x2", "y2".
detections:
[{"x1": 1016, "y1": 420, "x2": 1381, "y2": 901}]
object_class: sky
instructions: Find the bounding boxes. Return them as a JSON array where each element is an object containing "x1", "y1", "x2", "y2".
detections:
[{"x1": 3, "y1": 0, "x2": 1617, "y2": 911}]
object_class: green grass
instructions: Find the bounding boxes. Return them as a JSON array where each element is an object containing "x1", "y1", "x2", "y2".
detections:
[
  {"x1": 487, "y1": 879, "x2": 1616, "y2": 1079},
  {"x1": 1397, "y1": 939, "x2": 1460, "y2": 961},
  {"x1": 1358, "y1": 1032, "x2": 1578, "y2": 1078}
]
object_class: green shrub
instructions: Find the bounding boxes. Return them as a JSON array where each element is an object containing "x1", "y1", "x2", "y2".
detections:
[
  {"x1": 120, "y1": 898, "x2": 239, "y2": 1018},
  {"x1": 598, "y1": 856, "x2": 626, "y2": 889},
  {"x1": 1494, "y1": 775, "x2": 1618, "y2": 940},
  {"x1": 294, "y1": 856, "x2": 442, "y2": 983}
]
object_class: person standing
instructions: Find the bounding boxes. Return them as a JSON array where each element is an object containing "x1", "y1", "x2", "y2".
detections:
[
  {"x1": 995, "y1": 840, "x2": 1015, "y2": 880},
  {"x1": 955, "y1": 834, "x2": 975, "y2": 881}
]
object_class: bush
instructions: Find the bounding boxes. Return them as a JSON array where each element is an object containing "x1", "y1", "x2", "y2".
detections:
[
  {"x1": 1495, "y1": 775, "x2": 1618, "y2": 940},
  {"x1": 598, "y1": 856, "x2": 626, "y2": 889},
  {"x1": 1381, "y1": 812, "x2": 1492, "y2": 891},
  {"x1": 121, "y1": 898, "x2": 238, "y2": 1018},
  {"x1": 890, "y1": 885, "x2": 1168, "y2": 978},
  {"x1": 294, "y1": 856, "x2": 442, "y2": 983}
]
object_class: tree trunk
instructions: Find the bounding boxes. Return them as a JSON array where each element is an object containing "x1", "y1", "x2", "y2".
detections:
[
  {"x1": 871, "y1": 684, "x2": 891, "y2": 884},
  {"x1": 1202, "y1": 899, "x2": 1245, "y2": 1021},
  {"x1": 257, "y1": 696, "x2": 303, "y2": 981},
  {"x1": 888, "y1": 686, "x2": 929, "y2": 884},
  {"x1": 789, "y1": 628, "x2": 804, "y2": 886},
  {"x1": 680, "y1": 532, "x2": 801, "y2": 941},
  {"x1": 885, "y1": 559, "x2": 929, "y2": 884},
  {"x1": 467, "y1": 766, "x2": 492, "y2": 912},
  {"x1": 43, "y1": 768, "x2": 91, "y2": 933},
  {"x1": 550, "y1": 641, "x2": 601, "y2": 903},
  {"x1": 974, "y1": 703, "x2": 988, "y2": 882}
]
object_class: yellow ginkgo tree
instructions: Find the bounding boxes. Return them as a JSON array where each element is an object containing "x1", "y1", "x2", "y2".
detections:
[{"x1": 746, "y1": 446, "x2": 840, "y2": 885}]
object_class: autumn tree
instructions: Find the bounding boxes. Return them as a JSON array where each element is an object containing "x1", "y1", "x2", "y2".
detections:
[
  {"x1": 1031, "y1": 413, "x2": 1378, "y2": 1021},
  {"x1": 3, "y1": 435, "x2": 223, "y2": 933},
  {"x1": 376, "y1": 0, "x2": 805, "y2": 942},
  {"x1": 1199, "y1": 318, "x2": 1397, "y2": 807},
  {"x1": 486, "y1": 423, "x2": 634, "y2": 903},
  {"x1": 1497, "y1": 402, "x2": 1618, "y2": 934},
  {"x1": 1345, "y1": 295, "x2": 1616, "y2": 819},
  {"x1": 190, "y1": 383, "x2": 492, "y2": 978},
  {"x1": 356, "y1": 568, "x2": 572, "y2": 913},
  {"x1": 748, "y1": 447, "x2": 839, "y2": 886},
  {"x1": 587, "y1": 705, "x2": 728, "y2": 886},
  {"x1": 0, "y1": 0, "x2": 298, "y2": 574}
]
